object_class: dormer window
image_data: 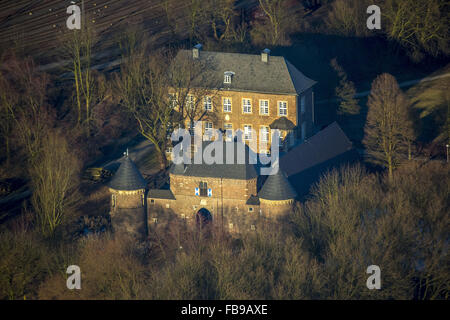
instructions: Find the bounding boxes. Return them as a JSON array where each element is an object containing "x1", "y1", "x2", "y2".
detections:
[{"x1": 224, "y1": 71, "x2": 234, "y2": 84}]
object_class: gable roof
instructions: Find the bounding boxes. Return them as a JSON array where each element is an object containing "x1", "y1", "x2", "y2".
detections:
[
  {"x1": 258, "y1": 167, "x2": 297, "y2": 201},
  {"x1": 174, "y1": 49, "x2": 316, "y2": 95},
  {"x1": 109, "y1": 157, "x2": 147, "y2": 191},
  {"x1": 169, "y1": 141, "x2": 259, "y2": 180},
  {"x1": 280, "y1": 122, "x2": 359, "y2": 198},
  {"x1": 280, "y1": 122, "x2": 354, "y2": 177}
]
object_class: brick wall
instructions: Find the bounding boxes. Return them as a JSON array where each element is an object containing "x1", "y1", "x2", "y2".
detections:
[
  {"x1": 186, "y1": 90, "x2": 299, "y2": 153},
  {"x1": 110, "y1": 189, "x2": 145, "y2": 210},
  {"x1": 170, "y1": 173, "x2": 257, "y2": 201}
]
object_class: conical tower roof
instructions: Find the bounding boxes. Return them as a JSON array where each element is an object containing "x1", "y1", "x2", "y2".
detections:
[
  {"x1": 109, "y1": 156, "x2": 147, "y2": 191},
  {"x1": 258, "y1": 167, "x2": 297, "y2": 201}
]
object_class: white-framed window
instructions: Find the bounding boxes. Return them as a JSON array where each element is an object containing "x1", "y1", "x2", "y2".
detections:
[
  {"x1": 204, "y1": 122, "x2": 213, "y2": 140},
  {"x1": 260, "y1": 126, "x2": 269, "y2": 142},
  {"x1": 152, "y1": 217, "x2": 158, "y2": 223},
  {"x1": 278, "y1": 101, "x2": 287, "y2": 116},
  {"x1": 251, "y1": 224, "x2": 256, "y2": 230},
  {"x1": 248, "y1": 207, "x2": 253, "y2": 212},
  {"x1": 244, "y1": 125, "x2": 252, "y2": 140},
  {"x1": 223, "y1": 97, "x2": 232, "y2": 112},
  {"x1": 301, "y1": 95, "x2": 306, "y2": 114},
  {"x1": 186, "y1": 94, "x2": 195, "y2": 109},
  {"x1": 165, "y1": 203, "x2": 170, "y2": 208},
  {"x1": 204, "y1": 96, "x2": 212, "y2": 111},
  {"x1": 224, "y1": 123, "x2": 233, "y2": 141},
  {"x1": 224, "y1": 71, "x2": 234, "y2": 84},
  {"x1": 150, "y1": 199, "x2": 155, "y2": 204},
  {"x1": 243, "y1": 98, "x2": 252, "y2": 114},
  {"x1": 229, "y1": 223, "x2": 234, "y2": 230},
  {"x1": 259, "y1": 100, "x2": 269, "y2": 115}
]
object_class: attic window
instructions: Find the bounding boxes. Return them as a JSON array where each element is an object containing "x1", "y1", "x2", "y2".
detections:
[{"x1": 224, "y1": 71, "x2": 234, "y2": 84}]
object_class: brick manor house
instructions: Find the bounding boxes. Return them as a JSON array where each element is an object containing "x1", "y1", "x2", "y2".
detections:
[
  {"x1": 107, "y1": 46, "x2": 358, "y2": 236},
  {"x1": 168, "y1": 45, "x2": 317, "y2": 154}
]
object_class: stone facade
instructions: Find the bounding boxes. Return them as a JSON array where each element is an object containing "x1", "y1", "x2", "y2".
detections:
[
  {"x1": 182, "y1": 89, "x2": 314, "y2": 153},
  {"x1": 147, "y1": 171, "x2": 295, "y2": 234},
  {"x1": 110, "y1": 189, "x2": 146, "y2": 209}
]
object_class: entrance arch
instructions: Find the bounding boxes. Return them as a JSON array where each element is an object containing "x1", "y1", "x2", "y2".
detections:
[{"x1": 196, "y1": 208, "x2": 212, "y2": 228}]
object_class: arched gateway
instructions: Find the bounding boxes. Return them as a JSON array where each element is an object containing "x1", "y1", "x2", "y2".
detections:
[{"x1": 196, "y1": 208, "x2": 212, "y2": 228}]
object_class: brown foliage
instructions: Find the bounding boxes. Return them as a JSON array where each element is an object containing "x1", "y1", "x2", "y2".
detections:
[{"x1": 364, "y1": 73, "x2": 415, "y2": 179}]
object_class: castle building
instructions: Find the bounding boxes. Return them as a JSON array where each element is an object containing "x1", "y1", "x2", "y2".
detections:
[
  {"x1": 108, "y1": 153, "x2": 148, "y2": 237},
  {"x1": 148, "y1": 141, "x2": 297, "y2": 233},
  {"x1": 106, "y1": 46, "x2": 361, "y2": 237},
  {"x1": 108, "y1": 123, "x2": 359, "y2": 236},
  {"x1": 169, "y1": 45, "x2": 317, "y2": 154}
]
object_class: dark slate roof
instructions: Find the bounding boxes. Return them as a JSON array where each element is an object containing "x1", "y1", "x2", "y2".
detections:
[
  {"x1": 258, "y1": 167, "x2": 297, "y2": 201},
  {"x1": 270, "y1": 117, "x2": 296, "y2": 130},
  {"x1": 246, "y1": 195, "x2": 260, "y2": 205},
  {"x1": 148, "y1": 189, "x2": 176, "y2": 200},
  {"x1": 174, "y1": 49, "x2": 317, "y2": 95},
  {"x1": 172, "y1": 163, "x2": 186, "y2": 175},
  {"x1": 279, "y1": 122, "x2": 359, "y2": 198},
  {"x1": 109, "y1": 157, "x2": 147, "y2": 191},
  {"x1": 169, "y1": 141, "x2": 258, "y2": 180},
  {"x1": 280, "y1": 122, "x2": 354, "y2": 177}
]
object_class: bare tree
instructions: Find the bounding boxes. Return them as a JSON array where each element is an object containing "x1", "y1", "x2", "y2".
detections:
[
  {"x1": 384, "y1": 0, "x2": 449, "y2": 61},
  {"x1": 0, "y1": 54, "x2": 53, "y2": 165},
  {"x1": 185, "y1": 0, "x2": 207, "y2": 44},
  {"x1": 167, "y1": 50, "x2": 220, "y2": 135},
  {"x1": 0, "y1": 61, "x2": 17, "y2": 166},
  {"x1": 204, "y1": 0, "x2": 237, "y2": 43},
  {"x1": 325, "y1": 0, "x2": 371, "y2": 37},
  {"x1": 60, "y1": 22, "x2": 106, "y2": 135},
  {"x1": 364, "y1": 73, "x2": 415, "y2": 179},
  {"x1": 115, "y1": 44, "x2": 179, "y2": 170},
  {"x1": 251, "y1": 0, "x2": 299, "y2": 46},
  {"x1": 30, "y1": 130, "x2": 80, "y2": 237}
]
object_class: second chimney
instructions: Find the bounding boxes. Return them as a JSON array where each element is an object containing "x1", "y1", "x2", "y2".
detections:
[
  {"x1": 193, "y1": 43, "x2": 202, "y2": 59},
  {"x1": 261, "y1": 48, "x2": 270, "y2": 63}
]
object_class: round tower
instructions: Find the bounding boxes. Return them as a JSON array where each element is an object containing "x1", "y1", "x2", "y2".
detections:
[
  {"x1": 258, "y1": 167, "x2": 297, "y2": 217},
  {"x1": 108, "y1": 152, "x2": 148, "y2": 236}
]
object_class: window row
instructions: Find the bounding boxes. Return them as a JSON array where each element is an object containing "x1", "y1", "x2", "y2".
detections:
[
  {"x1": 189, "y1": 122, "x2": 273, "y2": 143},
  {"x1": 170, "y1": 94, "x2": 291, "y2": 116},
  {"x1": 229, "y1": 98, "x2": 288, "y2": 116}
]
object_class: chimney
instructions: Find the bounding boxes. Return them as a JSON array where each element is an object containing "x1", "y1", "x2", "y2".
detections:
[
  {"x1": 193, "y1": 43, "x2": 202, "y2": 59},
  {"x1": 261, "y1": 48, "x2": 270, "y2": 63}
]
